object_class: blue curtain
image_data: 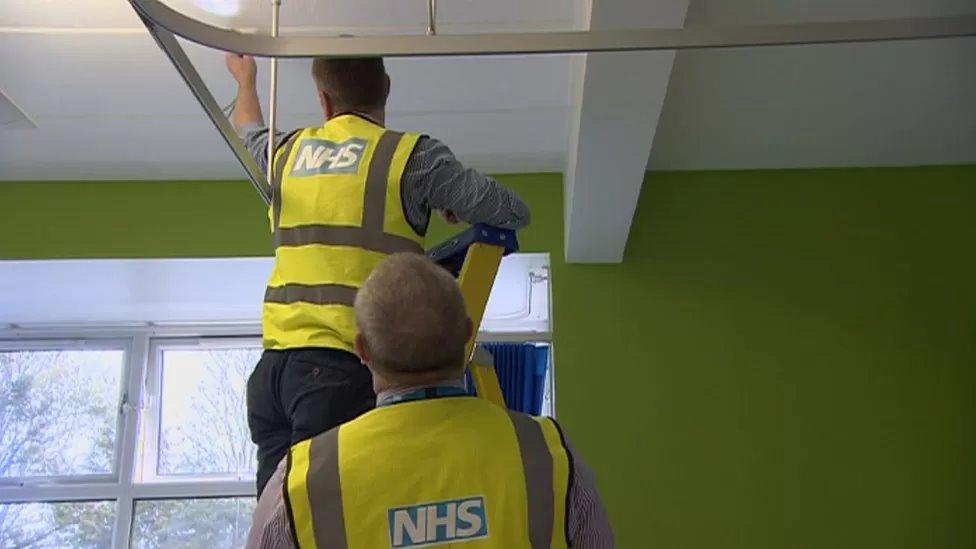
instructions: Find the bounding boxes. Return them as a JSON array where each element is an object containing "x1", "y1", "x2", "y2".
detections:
[{"x1": 465, "y1": 343, "x2": 549, "y2": 415}]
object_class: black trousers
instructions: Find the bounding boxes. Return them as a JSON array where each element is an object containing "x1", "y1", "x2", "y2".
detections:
[{"x1": 246, "y1": 347, "x2": 375, "y2": 497}]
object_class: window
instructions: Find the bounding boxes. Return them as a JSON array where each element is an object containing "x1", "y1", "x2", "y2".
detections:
[
  {"x1": 0, "y1": 331, "x2": 257, "y2": 549},
  {"x1": 130, "y1": 498, "x2": 254, "y2": 547},
  {"x1": 141, "y1": 341, "x2": 260, "y2": 480},
  {"x1": 0, "y1": 501, "x2": 116, "y2": 548},
  {"x1": 0, "y1": 344, "x2": 126, "y2": 479}
]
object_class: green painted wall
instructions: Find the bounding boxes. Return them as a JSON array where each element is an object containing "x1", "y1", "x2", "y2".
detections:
[
  {"x1": 554, "y1": 166, "x2": 975, "y2": 549},
  {"x1": 1, "y1": 180, "x2": 273, "y2": 259},
  {"x1": 2, "y1": 166, "x2": 974, "y2": 548}
]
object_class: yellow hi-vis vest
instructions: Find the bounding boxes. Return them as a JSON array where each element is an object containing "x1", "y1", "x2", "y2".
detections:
[
  {"x1": 285, "y1": 396, "x2": 571, "y2": 549},
  {"x1": 263, "y1": 114, "x2": 425, "y2": 351}
]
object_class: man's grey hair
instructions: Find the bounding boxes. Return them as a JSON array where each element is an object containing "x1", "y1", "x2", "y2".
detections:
[{"x1": 354, "y1": 253, "x2": 470, "y2": 374}]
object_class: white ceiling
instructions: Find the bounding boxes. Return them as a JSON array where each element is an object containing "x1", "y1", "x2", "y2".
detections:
[
  {"x1": 0, "y1": 0, "x2": 578, "y2": 179},
  {"x1": 1, "y1": 0, "x2": 973, "y2": 182},
  {"x1": 650, "y1": 0, "x2": 976, "y2": 170}
]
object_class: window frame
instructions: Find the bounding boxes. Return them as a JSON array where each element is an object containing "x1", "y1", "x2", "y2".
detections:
[
  {"x1": 0, "y1": 325, "x2": 260, "y2": 549},
  {"x1": 142, "y1": 336, "x2": 263, "y2": 484},
  {"x1": 0, "y1": 337, "x2": 132, "y2": 486}
]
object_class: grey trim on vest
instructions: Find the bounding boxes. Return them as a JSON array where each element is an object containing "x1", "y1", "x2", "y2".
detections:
[
  {"x1": 271, "y1": 130, "x2": 302, "y2": 230},
  {"x1": 508, "y1": 411, "x2": 555, "y2": 549},
  {"x1": 264, "y1": 283, "x2": 358, "y2": 306},
  {"x1": 274, "y1": 224, "x2": 423, "y2": 255},
  {"x1": 362, "y1": 130, "x2": 403, "y2": 234},
  {"x1": 307, "y1": 428, "x2": 348, "y2": 549}
]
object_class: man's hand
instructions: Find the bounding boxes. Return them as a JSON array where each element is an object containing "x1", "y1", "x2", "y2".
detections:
[{"x1": 226, "y1": 53, "x2": 257, "y2": 86}]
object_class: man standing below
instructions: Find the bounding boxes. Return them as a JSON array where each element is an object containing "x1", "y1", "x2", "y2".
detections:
[
  {"x1": 225, "y1": 54, "x2": 531, "y2": 496},
  {"x1": 248, "y1": 253, "x2": 613, "y2": 548}
]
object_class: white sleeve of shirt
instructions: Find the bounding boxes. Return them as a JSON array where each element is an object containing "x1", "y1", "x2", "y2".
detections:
[{"x1": 247, "y1": 458, "x2": 295, "y2": 549}]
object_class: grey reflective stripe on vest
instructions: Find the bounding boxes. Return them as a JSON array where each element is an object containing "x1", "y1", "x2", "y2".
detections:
[
  {"x1": 274, "y1": 224, "x2": 424, "y2": 255},
  {"x1": 271, "y1": 130, "x2": 303, "y2": 230},
  {"x1": 307, "y1": 428, "x2": 348, "y2": 548},
  {"x1": 508, "y1": 411, "x2": 555, "y2": 549},
  {"x1": 361, "y1": 130, "x2": 403, "y2": 238},
  {"x1": 264, "y1": 283, "x2": 358, "y2": 306}
]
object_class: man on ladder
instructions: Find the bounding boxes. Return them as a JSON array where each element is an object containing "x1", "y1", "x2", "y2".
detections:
[{"x1": 225, "y1": 54, "x2": 531, "y2": 497}]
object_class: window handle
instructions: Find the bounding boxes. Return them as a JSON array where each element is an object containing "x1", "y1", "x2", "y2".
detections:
[{"x1": 119, "y1": 392, "x2": 139, "y2": 416}]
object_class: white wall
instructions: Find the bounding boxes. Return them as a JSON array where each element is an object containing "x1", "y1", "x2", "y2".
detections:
[{"x1": 0, "y1": 254, "x2": 550, "y2": 336}]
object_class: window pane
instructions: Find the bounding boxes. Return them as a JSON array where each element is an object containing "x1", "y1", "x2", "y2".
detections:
[
  {"x1": 0, "y1": 501, "x2": 115, "y2": 548},
  {"x1": 157, "y1": 347, "x2": 259, "y2": 477},
  {"x1": 131, "y1": 498, "x2": 255, "y2": 548},
  {"x1": 0, "y1": 349, "x2": 124, "y2": 477}
]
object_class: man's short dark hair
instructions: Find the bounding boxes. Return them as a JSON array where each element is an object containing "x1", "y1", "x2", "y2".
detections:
[{"x1": 311, "y1": 57, "x2": 388, "y2": 113}]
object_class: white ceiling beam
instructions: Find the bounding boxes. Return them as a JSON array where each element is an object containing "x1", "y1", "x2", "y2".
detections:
[{"x1": 564, "y1": 0, "x2": 690, "y2": 263}]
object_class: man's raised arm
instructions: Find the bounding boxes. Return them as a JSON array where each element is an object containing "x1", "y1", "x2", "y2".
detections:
[
  {"x1": 225, "y1": 53, "x2": 292, "y2": 175},
  {"x1": 226, "y1": 54, "x2": 264, "y2": 131}
]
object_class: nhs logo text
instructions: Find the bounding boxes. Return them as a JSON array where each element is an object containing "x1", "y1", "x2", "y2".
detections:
[
  {"x1": 388, "y1": 496, "x2": 488, "y2": 548},
  {"x1": 289, "y1": 138, "x2": 367, "y2": 176}
]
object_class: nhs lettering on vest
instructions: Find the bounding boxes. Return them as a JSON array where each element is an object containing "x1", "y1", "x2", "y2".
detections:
[
  {"x1": 290, "y1": 137, "x2": 367, "y2": 176},
  {"x1": 388, "y1": 496, "x2": 488, "y2": 548}
]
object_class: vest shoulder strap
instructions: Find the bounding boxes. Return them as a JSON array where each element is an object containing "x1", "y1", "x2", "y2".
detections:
[
  {"x1": 539, "y1": 416, "x2": 574, "y2": 547},
  {"x1": 270, "y1": 129, "x2": 305, "y2": 229},
  {"x1": 285, "y1": 429, "x2": 347, "y2": 549}
]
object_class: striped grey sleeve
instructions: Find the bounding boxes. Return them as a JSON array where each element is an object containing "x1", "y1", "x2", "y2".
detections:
[
  {"x1": 247, "y1": 459, "x2": 296, "y2": 549},
  {"x1": 566, "y1": 440, "x2": 615, "y2": 547},
  {"x1": 257, "y1": 502, "x2": 296, "y2": 549},
  {"x1": 239, "y1": 123, "x2": 290, "y2": 175},
  {"x1": 400, "y1": 136, "x2": 531, "y2": 234}
]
